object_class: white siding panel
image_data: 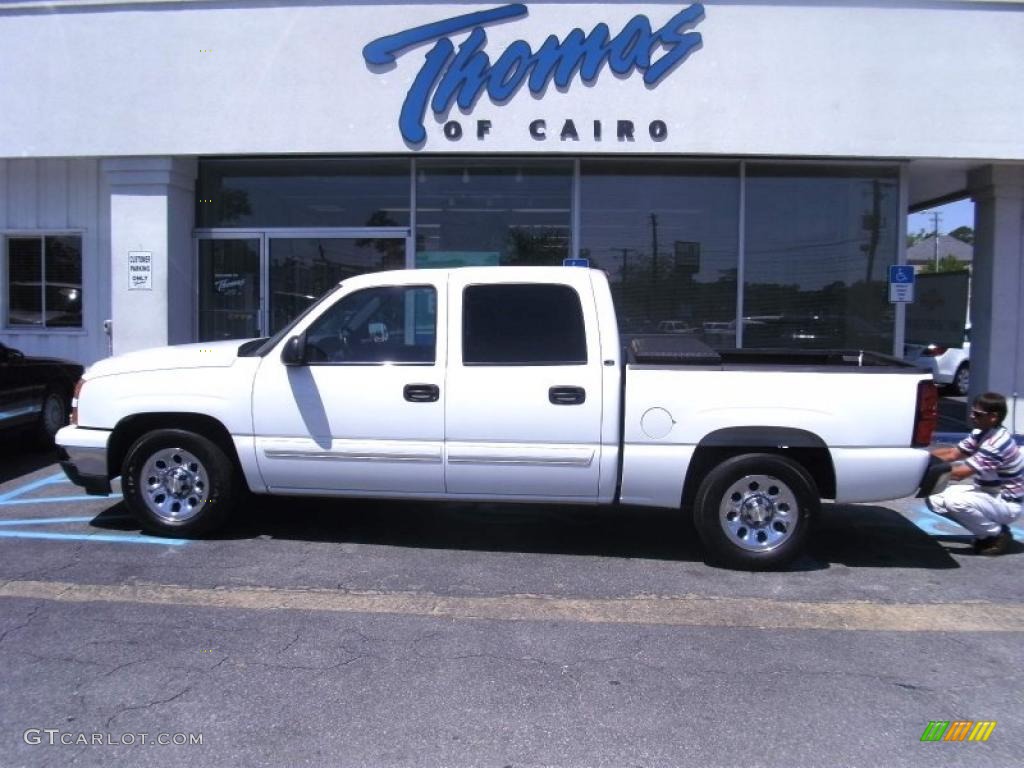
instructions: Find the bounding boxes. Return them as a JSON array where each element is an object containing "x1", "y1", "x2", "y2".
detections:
[
  {"x1": 96, "y1": 164, "x2": 112, "y2": 362},
  {"x1": 1, "y1": 157, "x2": 107, "y2": 366},
  {"x1": 0, "y1": 159, "x2": 8, "y2": 228},
  {"x1": 8, "y1": 159, "x2": 36, "y2": 228},
  {"x1": 1, "y1": 332, "x2": 82, "y2": 365},
  {"x1": 39, "y1": 158, "x2": 69, "y2": 229},
  {"x1": 68, "y1": 159, "x2": 97, "y2": 230}
]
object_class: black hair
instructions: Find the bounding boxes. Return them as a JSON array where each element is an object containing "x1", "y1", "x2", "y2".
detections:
[{"x1": 973, "y1": 392, "x2": 1008, "y2": 425}]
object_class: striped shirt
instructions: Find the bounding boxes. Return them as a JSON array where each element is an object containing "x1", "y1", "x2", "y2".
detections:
[{"x1": 959, "y1": 426, "x2": 1024, "y2": 501}]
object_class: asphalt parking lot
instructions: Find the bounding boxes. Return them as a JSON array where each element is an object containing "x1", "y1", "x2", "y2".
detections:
[{"x1": 1, "y1": 429, "x2": 1022, "y2": 768}]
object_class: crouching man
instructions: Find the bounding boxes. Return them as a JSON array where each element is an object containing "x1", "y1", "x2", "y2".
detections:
[{"x1": 927, "y1": 392, "x2": 1021, "y2": 555}]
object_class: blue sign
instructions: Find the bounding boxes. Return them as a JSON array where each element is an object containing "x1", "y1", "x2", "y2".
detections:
[
  {"x1": 889, "y1": 265, "x2": 916, "y2": 303},
  {"x1": 363, "y1": 4, "x2": 706, "y2": 144},
  {"x1": 890, "y1": 265, "x2": 915, "y2": 285},
  {"x1": 563, "y1": 258, "x2": 590, "y2": 268}
]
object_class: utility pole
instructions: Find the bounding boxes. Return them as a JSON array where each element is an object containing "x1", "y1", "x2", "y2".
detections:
[
  {"x1": 649, "y1": 213, "x2": 659, "y2": 319},
  {"x1": 618, "y1": 247, "x2": 633, "y2": 285},
  {"x1": 926, "y1": 211, "x2": 942, "y2": 270}
]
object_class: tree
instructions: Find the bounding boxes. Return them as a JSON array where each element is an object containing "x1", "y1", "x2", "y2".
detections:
[
  {"x1": 906, "y1": 228, "x2": 928, "y2": 247},
  {"x1": 949, "y1": 226, "x2": 974, "y2": 245},
  {"x1": 921, "y1": 254, "x2": 967, "y2": 273}
]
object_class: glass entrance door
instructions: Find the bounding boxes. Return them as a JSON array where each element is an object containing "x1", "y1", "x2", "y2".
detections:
[
  {"x1": 196, "y1": 229, "x2": 410, "y2": 341},
  {"x1": 267, "y1": 233, "x2": 407, "y2": 334},
  {"x1": 197, "y1": 237, "x2": 262, "y2": 341}
]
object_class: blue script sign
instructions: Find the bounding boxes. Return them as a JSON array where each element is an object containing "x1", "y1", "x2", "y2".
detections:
[{"x1": 363, "y1": 3, "x2": 705, "y2": 144}]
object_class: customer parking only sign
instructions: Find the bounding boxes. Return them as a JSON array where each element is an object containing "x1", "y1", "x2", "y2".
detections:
[{"x1": 889, "y1": 265, "x2": 915, "y2": 303}]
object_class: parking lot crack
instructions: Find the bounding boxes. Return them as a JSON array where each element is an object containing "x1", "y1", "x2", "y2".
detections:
[
  {"x1": 260, "y1": 652, "x2": 368, "y2": 673},
  {"x1": 0, "y1": 601, "x2": 43, "y2": 646},
  {"x1": 104, "y1": 683, "x2": 194, "y2": 729},
  {"x1": 99, "y1": 657, "x2": 152, "y2": 679},
  {"x1": 280, "y1": 631, "x2": 301, "y2": 654}
]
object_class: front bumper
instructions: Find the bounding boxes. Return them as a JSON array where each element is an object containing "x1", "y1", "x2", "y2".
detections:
[
  {"x1": 916, "y1": 455, "x2": 953, "y2": 498},
  {"x1": 55, "y1": 425, "x2": 112, "y2": 496}
]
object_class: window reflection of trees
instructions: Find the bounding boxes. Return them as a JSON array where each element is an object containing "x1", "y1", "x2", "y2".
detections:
[{"x1": 745, "y1": 171, "x2": 898, "y2": 352}]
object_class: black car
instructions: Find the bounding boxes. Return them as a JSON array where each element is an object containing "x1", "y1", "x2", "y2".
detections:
[{"x1": 0, "y1": 341, "x2": 83, "y2": 446}]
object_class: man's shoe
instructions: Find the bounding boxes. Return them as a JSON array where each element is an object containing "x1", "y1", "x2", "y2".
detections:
[{"x1": 975, "y1": 525, "x2": 1013, "y2": 556}]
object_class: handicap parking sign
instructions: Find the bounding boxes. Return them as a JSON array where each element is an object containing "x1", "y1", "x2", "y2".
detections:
[{"x1": 889, "y1": 265, "x2": 915, "y2": 303}]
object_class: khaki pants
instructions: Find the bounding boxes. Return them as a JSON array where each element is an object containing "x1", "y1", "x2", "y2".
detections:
[{"x1": 927, "y1": 485, "x2": 1022, "y2": 538}]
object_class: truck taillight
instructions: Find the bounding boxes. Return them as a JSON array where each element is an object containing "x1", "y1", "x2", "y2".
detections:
[
  {"x1": 70, "y1": 378, "x2": 84, "y2": 426},
  {"x1": 912, "y1": 380, "x2": 939, "y2": 447}
]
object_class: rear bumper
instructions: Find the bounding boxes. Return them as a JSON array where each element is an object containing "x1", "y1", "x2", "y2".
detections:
[{"x1": 56, "y1": 425, "x2": 112, "y2": 496}]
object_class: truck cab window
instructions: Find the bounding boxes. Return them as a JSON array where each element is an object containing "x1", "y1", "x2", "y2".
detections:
[
  {"x1": 305, "y1": 285, "x2": 436, "y2": 363},
  {"x1": 463, "y1": 284, "x2": 587, "y2": 365}
]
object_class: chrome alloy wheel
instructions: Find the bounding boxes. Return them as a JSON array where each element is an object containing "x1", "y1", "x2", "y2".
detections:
[
  {"x1": 719, "y1": 473, "x2": 799, "y2": 552},
  {"x1": 141, "y1": 448, "x2": 208, "y2": 523}
]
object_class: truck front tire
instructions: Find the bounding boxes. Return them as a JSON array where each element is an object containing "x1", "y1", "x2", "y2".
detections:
[
  {"x1": 693, "y1": 453, "x2": 818, "y2": 571},
  {"x1": 121, "y1": 429, "x2": 236, "y2": 537}
]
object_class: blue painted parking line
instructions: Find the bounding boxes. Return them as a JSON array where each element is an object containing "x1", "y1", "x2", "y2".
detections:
[
  {"x1": 0, "y1": 494, "x2": 123, "y2": 507},
  {"x1": 0, "y1": 471, "x2": 68, "y2": 502},
  {"x1": 0, "y1": 515, "x2": 130, "y2": 527},
  {"x1": 0, "y1": 516, "x2": 96, "y2": 526},
  {"x1": 0, "y1": 480, "x2": 184, "y2": 545},
  {"x1": 0, "y1": 530, "x2": 189, "y2": 545},
  {"x1": 909, "y1": 500, "x2": 1023, "y2": 540}
]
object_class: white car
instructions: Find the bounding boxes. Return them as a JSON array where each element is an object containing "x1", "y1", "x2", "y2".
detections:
[
  {"x1": 905, "y1": 325, "x2": 970, "y2": 396},
  {"x1": 657, "y1": 320, "x2": 697, "y2": 334}
]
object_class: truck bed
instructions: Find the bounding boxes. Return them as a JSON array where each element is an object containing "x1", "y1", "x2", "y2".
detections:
[{"x1": 626, "y1": 335, "x2": 918, "y2": 371}]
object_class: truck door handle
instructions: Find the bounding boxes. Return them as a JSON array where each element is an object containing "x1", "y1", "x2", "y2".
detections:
[
  {"x1": 549, "y1": 386, "x2": 586, "y2": 405},
  {"x1": 404, "y1": 384, "x2": 440, "y2": 403}
]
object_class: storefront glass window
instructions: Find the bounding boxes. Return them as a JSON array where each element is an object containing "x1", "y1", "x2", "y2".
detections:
[
  {"x1": 197, "y1": 158, "x2": 410, "y2": 228},
  {"x1": 415, "y1": 160, "x2": 572, "y2": 267},
  {"x1": 744, "y1": 165, "x2": 899, "y2": 352},
  {"x1": 580, "y1": 160, "x2": 740, "y2": 343},
  {"x1": 268, "y1": 237, "x2": 404, "y2": 333}
]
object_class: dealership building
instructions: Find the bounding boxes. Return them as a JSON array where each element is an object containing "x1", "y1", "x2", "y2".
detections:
[{"x1": 1, "y1": 0, "x2": 1022, "y2": 422}]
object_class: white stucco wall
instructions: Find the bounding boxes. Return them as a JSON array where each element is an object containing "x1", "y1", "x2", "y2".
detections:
[{"x1": 0, "y1": 0, "x2": 1021, "y2": 159}]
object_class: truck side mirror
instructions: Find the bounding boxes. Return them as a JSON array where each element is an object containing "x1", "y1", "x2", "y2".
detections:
[{"x1": 280, "y1": 333, "x2": 307, "y2": 366}]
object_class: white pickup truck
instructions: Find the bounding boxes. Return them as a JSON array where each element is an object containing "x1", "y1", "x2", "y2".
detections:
[{"x1": 57, "y1": 267, "x2": 948, "y2": 569}]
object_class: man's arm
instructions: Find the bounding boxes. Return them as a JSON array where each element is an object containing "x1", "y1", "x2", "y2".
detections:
[
  {"x1": 930, "y1": 445, "x2": 965, "y2": 462},
  {"x1": 930, "y1": 445, "x2": 976, "y2": 479}
]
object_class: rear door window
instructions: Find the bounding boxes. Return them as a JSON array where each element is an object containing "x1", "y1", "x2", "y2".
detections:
[{"x1": 462, "y1": 284, "x2": 587, "y2": 365}]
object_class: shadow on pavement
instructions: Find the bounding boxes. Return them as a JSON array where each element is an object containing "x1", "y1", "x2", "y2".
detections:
[
  {"x1": 0, "y1": 443, "x2": 61, "y2": 485},
  {"x1": 87, "y1": 494, "x2": 968, "y2": 571},
  {"x1": 93, "y1": 497, "x2": 709, "y2": 564},
  {"x1": 806, "y1": 503, "x2": 960, "y2": 569}
]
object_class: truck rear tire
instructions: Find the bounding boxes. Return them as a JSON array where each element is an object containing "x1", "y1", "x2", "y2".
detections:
[
  {"x1": 121, "y1": 429, "x2": 236, "y2": 537},
  {"x1": 693, "y1": 453, "x2": 818, "y2": 570}
]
